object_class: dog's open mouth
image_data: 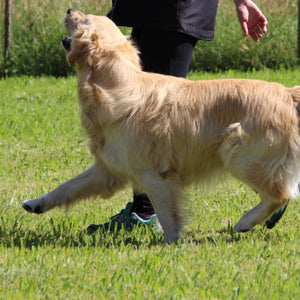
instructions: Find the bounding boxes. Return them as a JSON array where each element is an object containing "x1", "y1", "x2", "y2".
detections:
[{"x1": 62, "y1": 36, "x2": 72, "y2": 51}]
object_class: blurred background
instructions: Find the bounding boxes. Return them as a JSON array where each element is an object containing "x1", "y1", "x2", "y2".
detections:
[{"x1": 0, "y1": 0, "x2": 298, "y2": 77}]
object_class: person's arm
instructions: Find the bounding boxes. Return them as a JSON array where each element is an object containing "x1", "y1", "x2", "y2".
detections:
[{"x1": 234, "y1": 0, "x2": 268, "y2": 42}]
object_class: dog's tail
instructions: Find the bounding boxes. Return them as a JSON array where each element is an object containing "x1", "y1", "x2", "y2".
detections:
[
  {"x1": 288, "y1": 86, "x2": 300, "y2": 115},
  {"x1": 286, "y1": 86, "x2": 300, "y2": 199}
]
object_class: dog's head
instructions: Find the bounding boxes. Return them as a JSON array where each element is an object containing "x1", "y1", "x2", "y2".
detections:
[{"x1": 62, "y1": 9, "x2": 128, "y2": 67}]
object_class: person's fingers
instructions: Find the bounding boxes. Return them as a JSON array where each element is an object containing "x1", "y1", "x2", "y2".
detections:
[
  {"x1": 241, "y1": 21, "x2": 249, "y2": 37},
  {"x1": 252, "y1": 24, "x2": 263, "y2": 37},
  {"x1": 247, "y1": 16, "x2": 268, "y2": 42},
  {"x1": 249, "y1": 30, "x2": 259, "y2": 42},
  {"x1": 258, "y1": 19, "x2": 268, "y2": 34}
]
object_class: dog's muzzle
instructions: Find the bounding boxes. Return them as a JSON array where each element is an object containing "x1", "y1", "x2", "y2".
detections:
[{"x1": 62, "y1": 37, "x2": 72, "y2": 51}]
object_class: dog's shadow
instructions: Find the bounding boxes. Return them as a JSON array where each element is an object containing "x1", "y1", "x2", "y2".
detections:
[
  {"x1": 185, "y1": 225, "x2": 278, "y2": 246},
  {"x1": 1, "y1": 221, "x2": 268, "y2": 249},
  {"x1": 185, "y1": 228, "x2": 247, "y2": 246},
  {"x1": 1, "y1": 215, "x2": 274, "y2": 249}
]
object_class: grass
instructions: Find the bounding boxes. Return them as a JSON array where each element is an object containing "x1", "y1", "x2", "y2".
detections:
[
  {"x1": 0, "y1": 70, "x2": 300, "y2": 299},
  {"x1": 192, "y1": 0, "x2": 299, "y2": 71}
]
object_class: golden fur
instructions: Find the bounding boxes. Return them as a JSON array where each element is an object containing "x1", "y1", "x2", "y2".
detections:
[{"x1": 23, "y1": 9, "x2": 300, "y2": 243}]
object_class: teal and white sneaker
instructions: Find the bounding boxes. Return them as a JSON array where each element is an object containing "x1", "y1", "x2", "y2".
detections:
[
  {"x1": 131, "y1": 211, "x2": 157, "y2": 225},
  {"x1": 131, "y1": 211, "x2": 162, "y2": 232},
  {"x1": 87, "y1": 202, "x2": 161, "y2": 233}
]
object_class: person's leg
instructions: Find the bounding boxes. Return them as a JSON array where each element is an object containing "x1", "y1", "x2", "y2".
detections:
[
  {"x1": 131, "y1": 28, "x2": 197, "y2": 77},
  {"x1": 130, "y1": 28, "x2": 197, "y2": 217}
]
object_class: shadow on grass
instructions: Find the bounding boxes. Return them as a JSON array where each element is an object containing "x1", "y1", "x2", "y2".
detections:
[
  {"x1": 1, "y1": 228, "x2": 247, "y2": 249},
  {"x1": 1, "y1": 218, "x2": 273, "y2": 249},
  {"x1": 185, "y1": 225, "x2": 278, "y2": 245},
  {"x1": 184, "y1": 228, "x2": 247, "y2": 245},
  {"x1": 0, "y1": 221, "x2": 165, "y2": 249}
]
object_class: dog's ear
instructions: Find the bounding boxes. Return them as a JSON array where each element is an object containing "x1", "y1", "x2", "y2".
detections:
[
  {"x1": 67, "y1": 30, "x2": 101, "y2": 66},
  {"x1": 90, "y1": 32, "x2": 100, "y2": 43},
  {"x1": 88, "y1": 32, "x2": 102, "y2": 54}
]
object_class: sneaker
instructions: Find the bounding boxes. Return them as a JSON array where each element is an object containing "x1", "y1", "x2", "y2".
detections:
[
  {"x1": 131, "y1": 211, "x2": 163, "y2": 232},
  {"x1": 131, "y1": 211, "x2": 157, "y2": 224},
  {"x1": 87, "y1": 202, "x2": 159, "y2": 233},
  {"x1": 264, "y1": 200, "x2": 290, "y2": 229}
]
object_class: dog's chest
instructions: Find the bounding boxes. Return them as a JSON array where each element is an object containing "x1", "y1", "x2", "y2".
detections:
[{"x1": 97, "y1": 137, "x2": 133, "y2": 176}]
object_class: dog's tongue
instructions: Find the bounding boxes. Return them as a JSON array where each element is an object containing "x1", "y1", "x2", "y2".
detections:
[{"x1": 62, "y1": 37, "x2": 72, "y2": 50}]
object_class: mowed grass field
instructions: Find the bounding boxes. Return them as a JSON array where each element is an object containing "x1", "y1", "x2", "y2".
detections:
[{"x1": 0, "y1": 70, "x2": 299, "y2": 299}]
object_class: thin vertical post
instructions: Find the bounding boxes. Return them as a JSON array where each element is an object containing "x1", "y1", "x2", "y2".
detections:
[
  {"x1": 4, "y1": 0, "x2": 12, "y2": 62},
  {"x1": 298, "y1": 0, "x2": 300, "y2": 58}
]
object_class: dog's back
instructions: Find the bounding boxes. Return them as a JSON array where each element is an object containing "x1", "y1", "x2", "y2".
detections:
[{"x1": 153, "y1": 79, "x2": 300, "y2": 188}]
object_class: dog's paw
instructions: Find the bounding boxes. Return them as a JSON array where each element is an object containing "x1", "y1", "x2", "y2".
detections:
[
  {"x1": 163, "y1": 231, "x2": 181, "y2": 244},
  {"x1": 233, "y1": 221, "x2": 252, "y2": 233},
  {"x1": 22, "y1": 199, "x2": 45, "y2": 214}
]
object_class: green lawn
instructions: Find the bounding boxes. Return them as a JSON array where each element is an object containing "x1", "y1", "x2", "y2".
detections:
[{"x1": 0, "y1": 70, "x2": 299, "y2": 299}]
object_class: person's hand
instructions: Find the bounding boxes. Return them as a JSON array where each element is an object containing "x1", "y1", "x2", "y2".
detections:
[{"x1": 234, "y1": 0, "x2": 268, "y2": 42}]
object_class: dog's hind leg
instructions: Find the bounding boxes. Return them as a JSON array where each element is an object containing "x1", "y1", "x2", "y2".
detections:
[
  {"x1": 233, "y1": 193, "x2": 288, "y2": 232},
  {"x1": 22, "y1": 162, "x2": 124, "y2": 214},
  {"x1": 263, "y1": 199, "x2": 290, "y2": 229},
  {"x1": 138, "y1": 171, "x2": 188, "y2": 244}
]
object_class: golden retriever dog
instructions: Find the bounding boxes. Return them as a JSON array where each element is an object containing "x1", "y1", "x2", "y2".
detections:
[{"x1": 23, "y1": 9, "x2": 300, "y2": 243}]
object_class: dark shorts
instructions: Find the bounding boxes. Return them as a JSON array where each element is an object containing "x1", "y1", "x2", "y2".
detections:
[{"x1": 131, "y1": 28, "x2": 198, "y2": 78}]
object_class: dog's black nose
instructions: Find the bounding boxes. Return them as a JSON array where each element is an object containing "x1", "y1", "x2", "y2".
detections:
[{"x1": 67, "y1": 8, "x2": 74, "y2": 15}]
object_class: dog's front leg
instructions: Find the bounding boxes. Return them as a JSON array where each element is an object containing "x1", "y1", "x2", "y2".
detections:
[
  {"x1": 22, "y1": 162, "x2": 124, "y2": 214},
  {"x1": 138, "y1": 171, "x2": 187, "y2": 244}
]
